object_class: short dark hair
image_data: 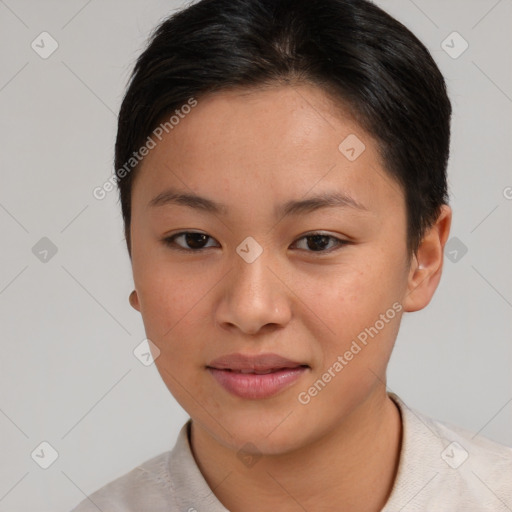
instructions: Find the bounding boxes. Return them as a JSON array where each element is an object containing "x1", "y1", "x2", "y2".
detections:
[{"x1": 115, "y1": 0, "x2": 451, "y2": 259}]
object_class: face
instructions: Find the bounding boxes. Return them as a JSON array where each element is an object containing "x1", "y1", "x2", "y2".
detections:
[{"x1": 129, "y1": 83, "x2": 417, "y2": 455}]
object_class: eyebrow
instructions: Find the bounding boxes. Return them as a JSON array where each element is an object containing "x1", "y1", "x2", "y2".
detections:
[{"x1": 148, "y1": 188, "x2": 369, "y2": 217}]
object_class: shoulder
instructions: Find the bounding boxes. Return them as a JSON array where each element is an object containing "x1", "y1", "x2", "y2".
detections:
[
  {"x1": 69, "y1": 420, "x2": 229, "y2": 512},
  {"x1": 417, "y1": 402, "x2": 512, "y2": 478},
  {"x1": 385, "y1": 393, "x2": 512, "y2": 511},
  {"x1": 431, "y1": 411, "x2": 512, "y2": 466},
  {"x1": 428, "y1": 411, "x2": 512, "y2": 493},
  {"x1": 69, "y1": 450, "x2": 176, "y2": 512}
]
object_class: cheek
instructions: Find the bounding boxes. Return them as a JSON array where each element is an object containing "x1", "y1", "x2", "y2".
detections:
[
  {"x1": 137, "y1": 268, "x2": 207, "y2": 402},
  {"x1": 134, "y1": 260, "x2": 208, "y2": 346},
  {"x1": 302, "y1": 263, "x2": 388, "y2": 326},
  {"x1": 303, "y1": 257, "x2": 405, "y2": 362}
]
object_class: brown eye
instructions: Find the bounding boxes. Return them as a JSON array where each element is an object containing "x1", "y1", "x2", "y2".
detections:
[
  {"x1": 292, "y1": 233, "x2": 349, "y2": 253},
  {"x1": 162, "y1": 231, "x2": 349, "y2": 254},
  {"x1": 163, "y1": 232, "x2": 218, "y2": 251}
]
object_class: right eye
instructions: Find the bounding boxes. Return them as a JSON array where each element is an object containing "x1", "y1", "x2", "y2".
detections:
[{"x1": 162, "y1": 231, "x2": 219, "y2": 252}]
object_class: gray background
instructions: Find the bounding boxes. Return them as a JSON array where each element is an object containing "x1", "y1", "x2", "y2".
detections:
[{"x1": 0, "y1": 0, "x2": 511, "y2": 510}]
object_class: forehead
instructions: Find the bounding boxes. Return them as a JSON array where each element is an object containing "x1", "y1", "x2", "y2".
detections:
[{"x1": 131, "y1": 84, "x2": 404, "y2": 218}]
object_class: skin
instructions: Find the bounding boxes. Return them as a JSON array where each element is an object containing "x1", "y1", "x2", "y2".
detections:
[{"x1": 128, "y1": 83, "x2": 452, "y2": 511}]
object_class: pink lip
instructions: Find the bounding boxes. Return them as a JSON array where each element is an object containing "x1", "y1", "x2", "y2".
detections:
[{"x1": 206, "y1": 353, "x2": 309, "y2": 399}]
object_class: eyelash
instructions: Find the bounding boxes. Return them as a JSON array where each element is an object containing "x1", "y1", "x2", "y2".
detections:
[{"x1": 162, "y1": 231, "x2": 351, "y2": 255}]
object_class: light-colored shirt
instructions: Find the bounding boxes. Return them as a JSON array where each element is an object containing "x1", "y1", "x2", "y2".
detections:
[{"x1": 70, "y1": 393, "x2": 512, "y2": 511}]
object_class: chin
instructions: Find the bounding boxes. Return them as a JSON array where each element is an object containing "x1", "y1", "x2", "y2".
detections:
[{"x1": 208, "y1": 409, "x2": 319, "y2": 455}]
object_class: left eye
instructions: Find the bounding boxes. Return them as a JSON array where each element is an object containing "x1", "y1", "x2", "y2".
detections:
[
  {"x1": 163, "y1": 231, "x2": 349, "y2": 253},
  {"x1": 292, "y1": 232, "x2": 349, "y2": 253}
]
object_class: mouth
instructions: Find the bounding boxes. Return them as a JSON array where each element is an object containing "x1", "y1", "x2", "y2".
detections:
[
  {"x1": 213, "y1": 367, "x2": 308, "y2": 374},
  {"x1": 206, "y1": 353, "x2": 310, "y2": 399}
]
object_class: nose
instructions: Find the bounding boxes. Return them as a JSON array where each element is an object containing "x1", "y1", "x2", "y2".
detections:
[{"x1": 215, "y1": 250, "x2": 292, "y2": 336}]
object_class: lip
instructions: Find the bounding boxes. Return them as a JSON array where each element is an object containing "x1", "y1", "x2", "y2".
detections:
[{"x1": 206, "y1": 353, "x2": 309, "y2": 399}]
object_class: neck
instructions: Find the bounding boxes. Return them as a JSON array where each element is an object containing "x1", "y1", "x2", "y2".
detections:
[{"x1": 190, "y1": 387, "x2": 402, "y2": 512}]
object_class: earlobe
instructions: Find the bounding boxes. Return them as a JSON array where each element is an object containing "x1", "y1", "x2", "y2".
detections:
[
  {"x1": 129, "y1": 289, "x2": 141, "y2": 311},
  {"x1": 402, "y1": 204, "x2": 452, "y2": 313}
]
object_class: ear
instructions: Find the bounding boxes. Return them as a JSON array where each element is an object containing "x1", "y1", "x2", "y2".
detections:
[
  {"x1": 402, "y1": 204, "x2": 452, "y2": 313},
  {"x1": 129, "y1": 289, "x2": 141, "y2": 311}
]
